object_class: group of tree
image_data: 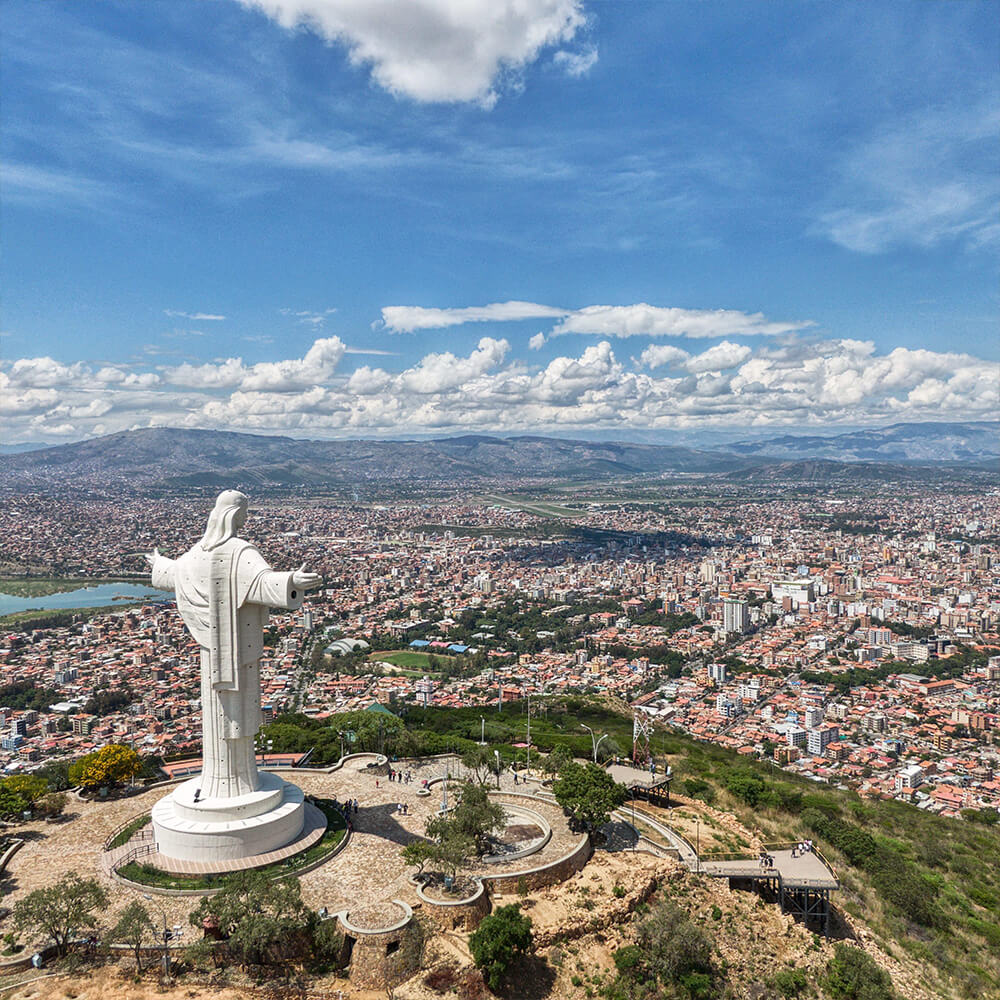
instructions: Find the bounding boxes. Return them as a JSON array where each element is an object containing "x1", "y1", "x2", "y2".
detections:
[
  {"x1": 10, "y1": 870, "x2": 345, "y2": 973},
  {"x1": 402, "y1": 781, "x2": 507, "y2": 882},
  {"x1": 0, "y1": 774, "x2": 67, "y2": 822},
  {"x1": 190, "y1": 871, "x2": 342, "y2": 970}
]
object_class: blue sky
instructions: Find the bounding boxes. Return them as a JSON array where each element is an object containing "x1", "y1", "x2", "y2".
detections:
[{"x1": 2, "y1": 0, "x2": 997, "y2": 443}]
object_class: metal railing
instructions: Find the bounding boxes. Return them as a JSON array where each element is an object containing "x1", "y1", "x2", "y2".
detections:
[
  {"x1": 102, "y1": 813, "x2": 153, "y2": 852},
  {"x1": 112, "y1": 841, "x2": 156, "y2": 873},
  {"x1": 699, "y1": 841, "x2": 838, "y2": 883}
]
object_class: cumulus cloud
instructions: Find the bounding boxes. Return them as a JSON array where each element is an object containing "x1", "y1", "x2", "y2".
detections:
[
  {"x1": 640, "y1": 345, "x2": 690, "y2": 369},
  {"x1": 399, "y1": 337, "x2": 509, "y2": 393},
  {"x1": 382, "y1": 301, "x2": 568, "y2": 333},
  {"x1": 238, "y1": 0, "x2": 587, "y2": 106},
  {"x1": 529, "y1": 332, "x2": 547, "y2": 351},
  {"x1": 166, "y1": 337, "x2": 346, "y2": 391},
  {"x1": 3, "y1": 336, "x2": 997, "y2": 443},
  {"x1": 684, "y1": 341, "x2": 752, "y2": 374}
]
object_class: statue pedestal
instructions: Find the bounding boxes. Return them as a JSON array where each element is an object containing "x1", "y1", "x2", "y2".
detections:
[{"x1": 151, "y1": 771, "x2": 305, "y2": 863}]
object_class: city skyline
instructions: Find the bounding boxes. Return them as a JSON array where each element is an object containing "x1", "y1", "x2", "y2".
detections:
[{"x1": 2, "y1": 0, "x2": 998, "y2": 444}]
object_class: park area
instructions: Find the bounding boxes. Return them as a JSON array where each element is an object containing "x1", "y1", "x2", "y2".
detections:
[{"x1": 0, "y1": 754, "x2": 583, "y2": 953}]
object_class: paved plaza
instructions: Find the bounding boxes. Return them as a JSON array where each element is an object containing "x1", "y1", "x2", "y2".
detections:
[{"x1": 1, "y1": 756, "x2": 577, "y2": 946}]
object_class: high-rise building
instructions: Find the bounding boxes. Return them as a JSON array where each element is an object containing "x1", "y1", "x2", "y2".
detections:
[
  {"x1": 722, "y1": 598, "x2": 750, "y2": 634},
  {"x1": 707, "y1": 662, "x2": 727, "y2": 684}
]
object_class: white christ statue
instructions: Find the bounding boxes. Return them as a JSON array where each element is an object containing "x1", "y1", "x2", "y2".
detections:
[{"x1": 145, "y1": 490, "x2": 322, "y2": 862}]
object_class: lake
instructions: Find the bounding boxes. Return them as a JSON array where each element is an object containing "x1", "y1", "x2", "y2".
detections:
[{"x1": 0, "y1": 582, "x2": 173, "y2": 616}]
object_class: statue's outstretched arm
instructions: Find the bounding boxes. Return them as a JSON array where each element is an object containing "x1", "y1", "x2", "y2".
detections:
[
  {"x1": 241, "y1": 550, "x2": 322, "y2": 610},
  {"x1": 146, "y1": 548, "x2": 178, "y2": 593}
]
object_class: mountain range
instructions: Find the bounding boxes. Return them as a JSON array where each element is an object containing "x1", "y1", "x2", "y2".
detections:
[
  {"x1": 0, "y1": 422, "x2": 996, "y2": 492},
  {"x1": 723, "y1": 420, "x2": 999, "y2": 464}
]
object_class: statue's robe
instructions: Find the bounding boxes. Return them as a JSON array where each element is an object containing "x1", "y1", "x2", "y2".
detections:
[{"x1": 152, "y1": 539, "x2": 303, "y2": 799}]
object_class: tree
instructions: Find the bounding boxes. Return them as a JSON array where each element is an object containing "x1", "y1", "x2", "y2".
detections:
[
  {"x1": 0, "y1": 785, "x2": 28, "y2": 821},
  {"x1": 461, "y1": 745, "x2": 495, "y2": 785},
  {"x1": 189, "y1": 872, "x2": 312, "y2": 968},
  {"x1": 68, "y1": 744, "x2": 143, "y2": 791},
  {"x1": 541, "y1": 745, "x2": 572, "y2": 777},
  {"x1": 1, "y1": 775, "x2": 48, "y2": 805},
  {"x1": 424, "y1": 816, "x2": 475, "y2": 881},
  {"x1": 450, "y1": 782, "x2": 507, "y2": 855},
  {"x1": 110, "y1": 900, "x2": 154, "y2": 972},
  {"x1": 552, "y1": 761, "x2": 626, "y2": 831},
  {"x1": 609, "y1": 900, "x2": 714, "y2": 997},
  {"x1": 401, "y1": 839, "x2": 436, "y2": 877},
  {"x1": 469, "y1": 904, "x2": 533, "y2": 990},
  {"x1": 12, "y1": 871, "x2": 109, "y2": 955}
]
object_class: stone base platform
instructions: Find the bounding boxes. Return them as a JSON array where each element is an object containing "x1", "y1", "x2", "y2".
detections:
[
  {"x1": 138, "y1": 800, "x2": 327, "y2": 875},
  {"x1": 151, "y1": 771, "x2": 307, "y2": 864}
]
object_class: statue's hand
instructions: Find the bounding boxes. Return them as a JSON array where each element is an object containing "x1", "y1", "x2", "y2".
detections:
[
  {"x1": 292, "y1": 564, "x2": 323, "y2": 591},
  {"x1": 144, "y1": 547, "x2": 161, "y2": 568}
]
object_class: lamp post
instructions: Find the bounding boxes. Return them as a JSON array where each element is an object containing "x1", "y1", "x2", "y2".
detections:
[
  {"x1": 580, "y1": 724, "x2": 608, "y2": 764},
  {"x1": 494, "y1": 749, "x2": 501, "y2": 790},
  {"x1": 441, "y1": 761, "x2": 449, "y2": 813},
  {"x1": 480, "y1": 716, "x2": 486, "y2": 745},
  {"x1": 525, "y1": 690, "x2": 531, "y2": 775},
  {"x1": 696, "y1": 817, "x2": 701, "y2": 874}
]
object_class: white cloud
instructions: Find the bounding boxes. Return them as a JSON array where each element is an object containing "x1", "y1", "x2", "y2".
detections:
[
  {"x1": 280, "y1": 307, "x2": 338, "y2": 326},
  {"x1": 552, "y1": 304, "x2": 812, "y2": 339},
  {"x1": 3, "y1": 336, "x2": 997, "y2": 443},
  {"x1": 553, "y1": 46, "x2": 598, "y2": 78},
  {"x1": 238, "y1": 0, "x2": 587, "y2": 106},
  {"x1": 529, "y1": 332, "x2": 547, "y2": 351},
  {"x1": 640, "y1": 345, "x2": 690, "y2": 369},
  {"x1": 816, "y1": 100, "x2": 1000, "y2": 253},
  {"x1": 684, "y1": 341, "x2": 752, "y2": 374},
  {"x1": 165, "y1": 336, "x2": 345, "y2": 391},
  {"x1": 382, "y1": 301, "x2": 568, "y2": 333},
  {"x1": 399, "y1": 337, "x2": 509, "y2": 393},
  {"x1": 164, "y1": 310, "x2": 226, "y2": 321},
  {"x1": 382, "y1": 300, "x2": 813, "y2": 340}
]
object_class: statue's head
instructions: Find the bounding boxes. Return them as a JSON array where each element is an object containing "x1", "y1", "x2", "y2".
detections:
[{"x1": 200, "y1": 490, "x2": 249, "y2": 550}]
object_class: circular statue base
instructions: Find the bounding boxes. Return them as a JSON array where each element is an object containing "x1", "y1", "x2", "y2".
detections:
[{"x1": 151, "y1": 771, "x2": 305, "y2": 863}]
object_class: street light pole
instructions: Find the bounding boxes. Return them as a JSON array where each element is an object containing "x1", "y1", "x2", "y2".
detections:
[
  {"x1": 696, "y1": 818, "x2": 701, "y2": 875},
  {"x1": 480, "y1": 716, "x2": 486, "y2": 745}
]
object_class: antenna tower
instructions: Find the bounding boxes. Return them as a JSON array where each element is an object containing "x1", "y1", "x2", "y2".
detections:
[{"x1": 632, "y1": 712, "x2": 652, "y2": 767}]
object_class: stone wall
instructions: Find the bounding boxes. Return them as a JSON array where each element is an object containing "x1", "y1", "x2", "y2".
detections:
[
  {"x1": 416, "y1": 880, "x2": 491, "y2": 932},
  {"x1": 336, "y1": 901, "x2": 423, "y2": 990},
  {"x1": 484, "y1": 832, "x2": 593, "y2": 894}
]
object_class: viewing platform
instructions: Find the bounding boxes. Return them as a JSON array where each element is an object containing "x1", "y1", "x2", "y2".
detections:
[
  {"x1": 699, "y1": 843, "x2": 839, "y2": 933},
  {"x1": 606, "y1": 762, "x2": 672, "y2": 807}
]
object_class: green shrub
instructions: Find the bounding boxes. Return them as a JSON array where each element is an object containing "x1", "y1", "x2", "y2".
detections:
[
  {"x1": 772, "y1": 967, "x2": 808, "y2": 997},
  {"x1": 825, "y1": 944, "x2": 895, "y2": 1000},
  {"x1": 469, "y1": 904, "x2": 533, "y2": 990}
]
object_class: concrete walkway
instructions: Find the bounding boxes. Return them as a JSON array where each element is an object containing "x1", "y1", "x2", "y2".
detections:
[{"x1": 700, "y1": 849, "x2": 838, "y2": 889}]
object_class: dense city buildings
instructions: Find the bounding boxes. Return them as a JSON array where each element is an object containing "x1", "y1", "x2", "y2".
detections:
[{"x1": 1, "y1": 483, "x2": 998, "y2": 820}]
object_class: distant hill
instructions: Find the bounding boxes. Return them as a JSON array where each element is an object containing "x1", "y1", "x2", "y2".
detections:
[
  {"x1": 724, "y1": 420, "x2": 1000, "y2": 464},
  {"x1": 0, "y1": 427, "x2": 759, "y2": 490},
  {"x1": 1, "y1": 426, "x2": 993, "y2": 493}
]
